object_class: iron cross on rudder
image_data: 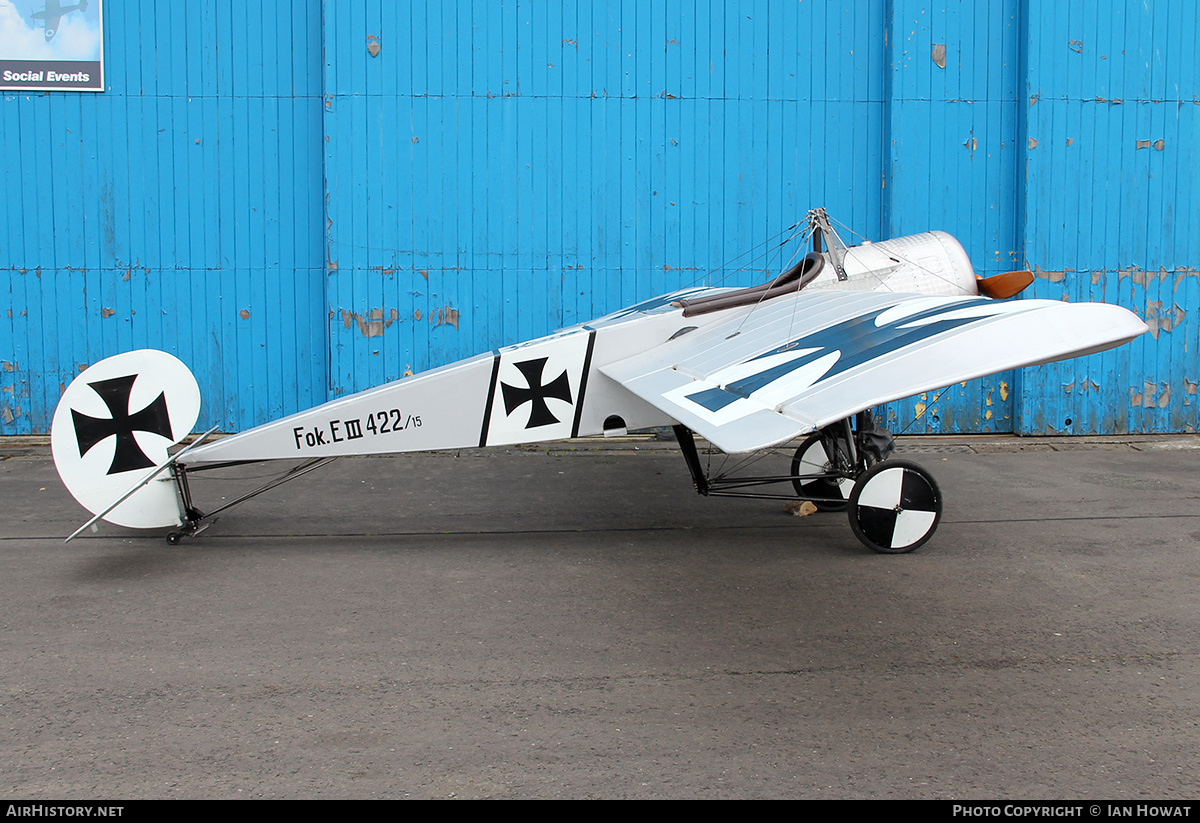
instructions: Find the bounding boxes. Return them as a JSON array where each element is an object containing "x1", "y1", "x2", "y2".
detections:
[{"x1": 71, "y1": 374, "x2": 173, "y2": 475}]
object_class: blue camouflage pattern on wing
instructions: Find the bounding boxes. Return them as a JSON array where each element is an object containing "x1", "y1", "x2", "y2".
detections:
[{"x1": 689, "y1": 298, "x2": 1009, "y2": 404}]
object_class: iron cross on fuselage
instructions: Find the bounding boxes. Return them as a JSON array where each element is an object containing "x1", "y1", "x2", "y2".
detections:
[{"x1": 500, "y1": 357, "x2": 573, "y2": 428}]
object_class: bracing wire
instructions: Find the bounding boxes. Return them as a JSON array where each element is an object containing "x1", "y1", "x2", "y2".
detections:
[
  {"x1": 686, "y1": 220, "x2": 807, "y2": 290},
  {"x1": 728, "y1": 221, "x2": 817, "y2": 339},
  {"x1": 894, "y1": 386, "x2": 950, "y2": 437}
]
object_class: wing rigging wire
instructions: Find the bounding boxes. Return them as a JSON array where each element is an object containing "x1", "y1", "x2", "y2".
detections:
[
  {"x1": 684, "y1": 220, "x2": 808, "y2": 290},
  {"x1": 725, "y1": 221, "x2": 817, "y2": 340}
]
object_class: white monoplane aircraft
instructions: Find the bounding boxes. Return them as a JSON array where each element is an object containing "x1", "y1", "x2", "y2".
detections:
[{"x1": 51, "y1": 210, "x2": 1147, "y2": 553}]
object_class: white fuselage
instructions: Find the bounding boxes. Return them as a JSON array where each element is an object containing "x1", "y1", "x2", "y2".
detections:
[{"x1": 184, "y1": 231, "x2": 981, "y2": 464}]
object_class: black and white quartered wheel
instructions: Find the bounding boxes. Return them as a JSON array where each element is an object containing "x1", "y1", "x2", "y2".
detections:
[
  {"x1": 790, "y1": 433, "x2": 854, "y2": 511},
  {"x1": 847, "y1": 460, "x2": 942, "y2": 553}
]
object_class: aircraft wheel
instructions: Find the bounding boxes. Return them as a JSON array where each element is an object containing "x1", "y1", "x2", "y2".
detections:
[
  {"x1": 847, "y1": 460, "x2": 941, "y2": 554},
  {"x1": 166, "y1": 531, "x2": 183, "y2": 546},
  {"x1": 790, "y1": 433, "x2": 851, "y2": 511}
]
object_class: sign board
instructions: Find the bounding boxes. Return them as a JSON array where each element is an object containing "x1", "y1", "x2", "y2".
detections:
[{"x1": 1, "y1": 0, "x2": 104, "y2": 92}]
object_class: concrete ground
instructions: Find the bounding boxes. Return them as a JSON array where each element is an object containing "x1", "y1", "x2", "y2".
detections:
[{"x1": 1, "y1": 434, "x2": 1198, "y2": 799}]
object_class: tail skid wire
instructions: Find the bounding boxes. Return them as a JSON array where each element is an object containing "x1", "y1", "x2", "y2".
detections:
[
  {"x1": 65, "y1": 426, "x2": 220, "y2": 543},
  {"x1": 165, "y1": 456, "x2": 338, "y2": 544},
  {"x1": 66, "y1": 428, "x2": 337, "y2": 544}
]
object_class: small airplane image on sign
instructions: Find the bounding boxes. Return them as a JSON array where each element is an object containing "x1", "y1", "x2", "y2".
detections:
[
  {"x1": 30, "y1": 0, "x2": 88, "y2": 42},
  {"x1": 51, "y1": 210, "x2": 1148, "y2": 553}
]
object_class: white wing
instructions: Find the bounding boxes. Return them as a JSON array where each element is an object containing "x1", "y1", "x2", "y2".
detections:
[{"x1": 600, "y1": 289, "x2": 1146, "y2": 453}]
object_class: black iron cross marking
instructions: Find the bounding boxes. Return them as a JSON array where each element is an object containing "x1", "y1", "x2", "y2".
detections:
[
  {"x1": 501, "y1": 357, "x2": 573, "y2": 429},
  {"x1": 72, "y1": 374, "x2": 173, "y2": 475}
]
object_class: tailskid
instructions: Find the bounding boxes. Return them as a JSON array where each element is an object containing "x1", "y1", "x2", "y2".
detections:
[{"x1": 162, "y1": 456, "x2": 337, "y2": 545}]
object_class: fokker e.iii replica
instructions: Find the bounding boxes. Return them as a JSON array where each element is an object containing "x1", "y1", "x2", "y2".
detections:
[{"x1": 52, "y1": 210, "x2": 1147, "y2": 553}]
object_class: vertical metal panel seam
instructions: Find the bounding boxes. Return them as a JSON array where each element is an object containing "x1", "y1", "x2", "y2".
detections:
[
  {"x1": 320, "y1": 0, "x2": 332, "y2": 404},
  {"x1": 1013, "y1": 0, "x2": 1031, "y2": 431},
  {"x1": 881, "y1": 0, "x2": 894, "y2": 238}
]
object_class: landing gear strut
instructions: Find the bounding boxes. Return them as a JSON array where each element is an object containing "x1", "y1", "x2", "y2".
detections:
[{"x1": 674, "y1": 412, "x2": 941, "y2": 553}]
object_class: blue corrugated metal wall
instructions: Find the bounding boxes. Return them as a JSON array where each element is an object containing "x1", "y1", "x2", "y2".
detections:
[
  {"x1": 2, "y1": 1, "x2": 1197, "y2": 436},
  {"x1": 1, "y1": 0, "x2": 327, "y2": 434},
  {"x1": 1020, "y1": 0, "x2": 1200, "y2": 434},
  {"x1": 322, "y1": 1, "x2": 889, "y2": 398},
  {"x1": 880, "y1": 0, "x2": 1025, "y2": 432}
]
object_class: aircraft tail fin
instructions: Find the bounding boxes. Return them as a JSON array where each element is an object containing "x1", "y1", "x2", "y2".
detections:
[{"x1": 51, "y1": 350, "x2": 203, "y2": 531}]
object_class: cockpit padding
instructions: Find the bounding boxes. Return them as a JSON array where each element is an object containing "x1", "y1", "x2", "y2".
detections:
[{"x1": 674, "y1": 252, "x2": 825, "y2": 318}]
